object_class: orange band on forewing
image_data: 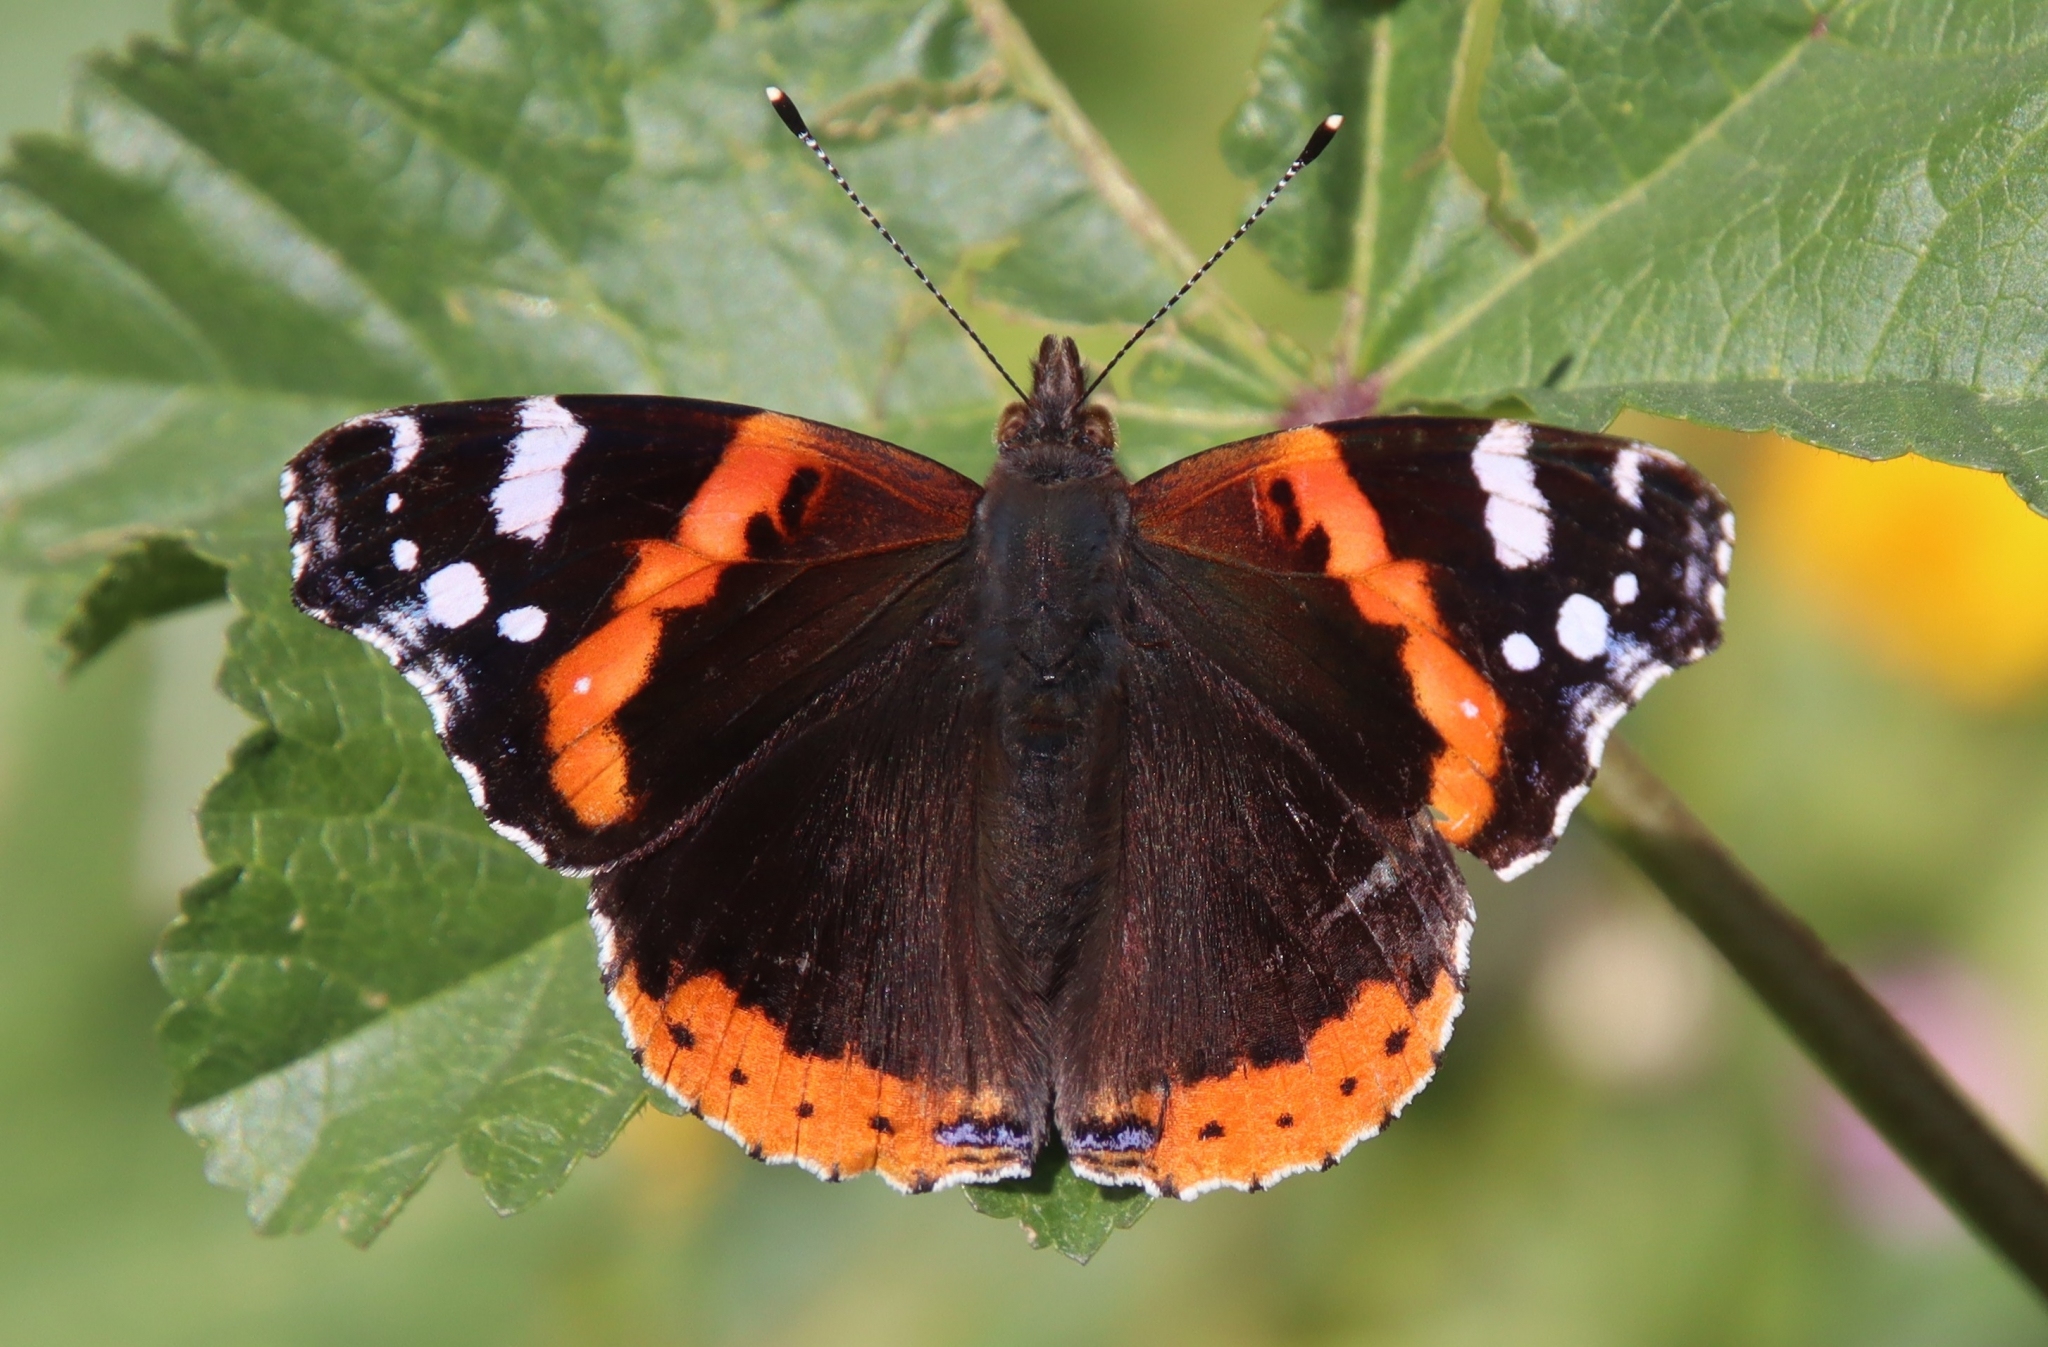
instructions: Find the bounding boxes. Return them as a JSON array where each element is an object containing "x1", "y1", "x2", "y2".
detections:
[
  {"x1": 1069, "y1": 969, "x2": 1462, "y2": 1195},
  {"x1": 539, "y1": 418, "x2": 818, "y2": 827},
  {"x1": 1254, "y1": 433, "x2": 1505, "y2": 841},
  {"x1": 611, "y1": 965, "x2": 1031, "y2": 1192}
]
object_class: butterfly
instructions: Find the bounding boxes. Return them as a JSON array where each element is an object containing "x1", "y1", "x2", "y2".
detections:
[{"x1": 281, "y1": 91, "x2": 1731, "y2": 1200}]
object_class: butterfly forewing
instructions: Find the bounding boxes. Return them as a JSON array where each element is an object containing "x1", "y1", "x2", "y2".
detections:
[
  {"x1": 1131, "y1": 416, "x2": 1731, "y2": 879},
  {"x1": 284, "y1": 395, "x2": 981, "y2": 874}
]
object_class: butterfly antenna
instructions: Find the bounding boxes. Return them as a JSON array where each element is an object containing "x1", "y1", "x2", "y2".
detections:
[
  {"x1": 1083, "y1": 114, "x2": 1344, "y2": 401},
  {"x1": 766, "y1": 87, "x2": 1027, "y2": 401}
]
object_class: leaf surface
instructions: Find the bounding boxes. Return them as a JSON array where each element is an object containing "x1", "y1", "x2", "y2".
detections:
[
  {"x1": 1226, "y1": 0, "x2": 2048, "y2": 509},
  {"x1": 156, "y1": 515, "x2": 641, "y2": 1244}
]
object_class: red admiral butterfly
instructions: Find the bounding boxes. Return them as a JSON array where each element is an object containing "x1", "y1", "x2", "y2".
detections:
[{"x1": 282, "y1": 91, "x2": 1731, "y2": 1199}]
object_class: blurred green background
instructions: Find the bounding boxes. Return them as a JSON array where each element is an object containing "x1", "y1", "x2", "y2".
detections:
[{"x1": 6, "y1": 1, "x2": 2048, "y2": 1342}]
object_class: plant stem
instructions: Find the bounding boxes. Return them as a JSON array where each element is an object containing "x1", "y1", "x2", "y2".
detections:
[{"x1": 1582, "y1": 740, "x2": 2048, "y2": 1300}]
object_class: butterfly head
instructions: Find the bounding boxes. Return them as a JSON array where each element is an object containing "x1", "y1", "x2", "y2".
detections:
[{"x1": 995, "y1": 335, "x2": 1118, "y2": 476}]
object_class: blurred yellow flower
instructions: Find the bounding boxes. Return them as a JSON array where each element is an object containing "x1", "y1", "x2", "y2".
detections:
[{"x1": 1751, "y1": 439, "x2": 2048, "y2": 705}]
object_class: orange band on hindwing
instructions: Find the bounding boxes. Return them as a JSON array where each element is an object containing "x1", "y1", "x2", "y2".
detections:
[
  {"x1": 1252, "y1": 430, "x2": 1505, "y2": 843},
  {"x1": 609, "y1": 964, "x2": 1034, "y2": 1192},
  {"x1": 1068, "y1": 968, "x2": 1462, "y2": 1196},
  {"x1": 539, "y1": 416, "x2": 822, "y2": 827}
]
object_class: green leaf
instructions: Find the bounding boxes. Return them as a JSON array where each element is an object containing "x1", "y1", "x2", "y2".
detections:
[
  {"x1": 0, "y1": 377, "x2": 355, "y2": 647},
  {"x1": 1226, "y1": 0, "x2": 2048, "y2": 510},
  {"x1": 52, "y1": 534, "x2": 226, "y2": 669},
  {"x1": 156, "y1": 513, "x2": 643, "y2": 1245},
  {"x1": 963, "y1": 1140, "x2": 1153, "y2": 1263},
  {"x1": 0, "y1": 0, "x2": 1294, "y2": 1247}
]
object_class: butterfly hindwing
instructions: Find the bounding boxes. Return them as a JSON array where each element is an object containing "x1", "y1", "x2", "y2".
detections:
[
  {"x1": 1055, "y1": 609, "x2": 1472, "y2": 1197},
  {"x1": 1131, "y1": 416, "x2": 1732, "y2": 878},
  {"x1": 594, "y1": 579, "x2": 1045, "y2": 1193},
  {"x1": 284, "y1": 395, "x2": 982, "y2": 874}
]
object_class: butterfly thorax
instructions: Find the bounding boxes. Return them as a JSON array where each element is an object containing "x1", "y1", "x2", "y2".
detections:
[{"x1": 971, "y1": 336, "x2": 1133, "y2": 983}]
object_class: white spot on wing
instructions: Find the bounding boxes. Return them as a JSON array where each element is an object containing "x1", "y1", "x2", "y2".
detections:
[
  {"x1": 1486, "y1": 498, "x2": 1549, "y2": 570},
  {"x1": 1476, "y1": 420, "x2": 1532, "y2": 456},
  {"x1": 279, "y1": 467, "x2": 299, "y2": 500},
  {"x1": 573, "y1": 676, "x2": 592, "y2": 695},
  {"x1": 1708, "y1": 580, "x2": 1727, "y2": 620},
  {"x1": 290, "y1": 539, "x2": 311, "y2": 581},
  {"x1": 423, "y1": 561, "x2": 488, "y2": 627},
  {"x1": 386, "y1": 492, "x2": 402, "y2": 513},
  {"x1": 283, "y1": 499, "x2": 303, "y2": 530},
  {"x1": 1459, "y1": 699, "x2": 1480, "y2": 719},
  {"x1": 492, "y1": 396, "x2": 586, "y2": 543},
  {"x1": 1556, "y1": 594, "x2": 1609, "y2": 661},
  {"x1": 1715, "y1": 539, "x2": 1734, "y2": 575},
  {"x1": 1501, "y1": 632, "x2": 1542, "y2": 671},
  {"x1": 1471, "y1": 421, "x2": 1549, "y2": 569},
  {"x1": 1720, "y1": 512, "x2": 1737, "y2": 541},
  {"x1": 1496, "y1": 847, "x2": 1550, "y2": 881},
  {"x1": 391, "y1": 538, "x2": 419, "y2": 571},
  {"x1": 381, "y1": 415, "x2": 423, "y2": 473},
  {"x1": 1612, "y1": 449, "x2": 1645, "y2": 507},
  {"x1": 497, "y1": 605, "x2": 547, "y2": 642},
  {"x1": 1627, "y1": 527, "x2": 1644, "y2": 550},
  {"x1": 1613, "y1": 572, "x2": 1639, "y2": 605}
]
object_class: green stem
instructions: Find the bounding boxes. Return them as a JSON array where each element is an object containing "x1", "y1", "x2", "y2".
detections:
[{"x1": 1583, "y1": 740, "x2": 2048, "y2": 1301}]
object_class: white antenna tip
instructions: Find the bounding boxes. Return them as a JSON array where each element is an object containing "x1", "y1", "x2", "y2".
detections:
[{"x1": 1323, "y1": 114, "x2": 1344, "y2": 131}]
